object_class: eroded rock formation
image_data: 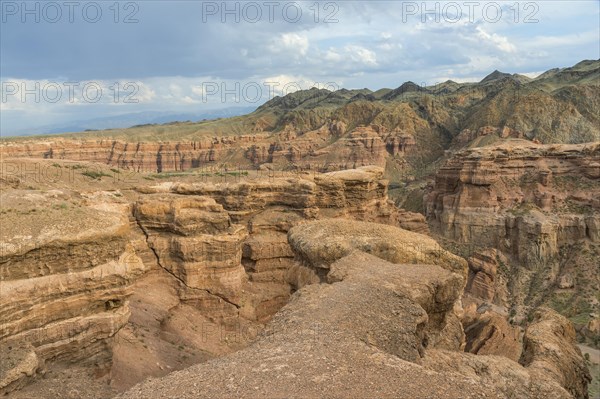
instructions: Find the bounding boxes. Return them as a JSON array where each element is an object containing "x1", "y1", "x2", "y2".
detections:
[
  {"x1": 428, "y1": 140, "x2": 599, "y2": 251},
  {"x1": 1, "y1": 164, "x2": 427, "y2": 394},
  {"x1": 132, "y1": 166, "x2": 428, "y2": 326},
  {"x1": 0, "y1": 191, "x2": 146, "y2": 393},
  {"x1": 117, "y1": 220, "x2": 590, "y2": 399},
  {"x1": 0, "y1": 137, "x2": 264, "y2": 173},
  {"x1": 0, "y1": 122, "x2": 421, "y2": 175},
  {"x1": 0, "y1": 156, "x2": 593, "y2": 398},
  {"x1": 427, "y1": 140, "x2": 600, "y2": 343}
]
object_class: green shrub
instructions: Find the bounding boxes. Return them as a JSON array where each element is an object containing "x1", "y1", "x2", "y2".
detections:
[{"x1": 82, "y1": 170, "x2": 112, "y2": 180}]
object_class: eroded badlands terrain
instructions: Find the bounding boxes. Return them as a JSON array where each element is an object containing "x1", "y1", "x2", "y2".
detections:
[
  {"x1": 1, "y1": 60, "x2": 599, "y2": 398},
  {"x1": 0, "y1": 143, "x2": 597, "y2": 397}
]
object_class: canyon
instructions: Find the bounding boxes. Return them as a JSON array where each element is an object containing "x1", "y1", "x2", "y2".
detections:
[
  {"x1": 0, "y1": 123, "x2": 399, "y2": 174},
  {"x1": 0, "y1": 151, "x2": 596, "y2": 398},
  {"x1": 1, "y1": 60, "x2": 599, "y2": 398},
  {"x1": 1, "y1": 162, "x2": 435, "y2": 396}
]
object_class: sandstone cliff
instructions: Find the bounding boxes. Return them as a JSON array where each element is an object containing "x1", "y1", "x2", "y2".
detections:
[
  {"x1": 427, "y1": 140, "x2": 600, "y2": 346},
  {"x1": 0, "y1": 190, "x2": 147, "y2": 393},
  {"x1": 0, "y1": 155, "x2": 593, "y2": 398},
  {"x1": 1, "y1": 164, "x2": 429, "y2": 395},
  {"x1": 132, "y1": 166, "x2": 428, "y2": 326},
  {"x1": 0, "y1": 123, "x2": 413, "y2": 175}
]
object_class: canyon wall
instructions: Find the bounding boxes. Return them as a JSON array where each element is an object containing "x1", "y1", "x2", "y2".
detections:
[
  {"x1": 1, "y1": 153, "x2": 594, "y2": 397},
  {"x1": 0, "y1": 192, "x2": 147, "y2": 393},
  {"x1": 0, "y1": 124, "x2": 416, "y2": 173},
  {"x1": 428, "y1": 140, "x2": 599, "y2": 253},
  {"x1": 0, "y1": 137, "x2": 260, "y2": 173},
  {"x1": 427, "y1": 140, "x2": 600, "y2": 340},
  {"x1": 118, "y1": 219, "x2": 590, "y2": 399},
  {"x1": 133, "y1": 166, "x2": 429, "y2": 326}
]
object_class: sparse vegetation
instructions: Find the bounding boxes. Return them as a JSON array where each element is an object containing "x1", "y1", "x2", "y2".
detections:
[
  {"x1": 506, "y1": 202, "x2": 538, "y2": 217},
  {"x1": 45, "y1": 202, "x2": 70, "y2": 210},
  {"x1": 150, "y1": 172, "x2": 193, "y2": 179},
  {"x1": 82, "y1": 170, "x2": 112, "y2": 180}
]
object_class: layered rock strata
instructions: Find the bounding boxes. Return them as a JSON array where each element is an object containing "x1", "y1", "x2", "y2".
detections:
[
  {"x1": 133, "y1": 167, "x2": 428, "y2": 326},
  {"x1": 118, "y1": 220, "x2": 590, "y2": 399},
  {"x1": 427, "y1": 140, "x2": 600, "y2": 341},
  {"x1": 0, "y1": 137, "x2": 262, "y2": 173},
  {"x1": 427, "y1": 140, "x2": 600, "y2": 254},
  {"x1": 0, "y1": 193, "x2": 146, "y2": 393},
  {"x1": 0, "y1": 124, "x2": 418, "y2": 173}
]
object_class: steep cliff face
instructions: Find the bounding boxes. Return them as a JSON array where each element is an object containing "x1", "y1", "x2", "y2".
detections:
[
  {"x1": 0, "y1": 124, "x2": 413, "y2": 174},
  {"x1": 0, "y1": 190, "x2": 147, "y2": 393},
  {"x1": 428, "y1": 140, "x2": 599, "y2": 251},
  {"x1": 132, "y1": 166, "x2": 429, "y2": 326},
  {"x1": 427, "y1": 140, "x2": 600, "y2": 342},
  {"x1": 134, "y1": 196, "x2": 249, "y2": 324},
  {"x1": 0, "y1": 137, "x2": 261, "y2": 173}
]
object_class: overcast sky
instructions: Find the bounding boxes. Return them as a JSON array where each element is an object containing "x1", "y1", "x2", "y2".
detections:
[{"x1": 1, "y1": 0, "x2": 599, "y2": 135}]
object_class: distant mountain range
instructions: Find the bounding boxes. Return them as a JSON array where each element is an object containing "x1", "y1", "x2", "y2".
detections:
[
  {"x1": 231, "y1": 59, "x2": 598, "y2": 147},
  {"x1": 5, "y1": 107, "x2": 257, "y2": 137},
  {"x1": 7, "y1": 60, "x2": 598, "y2": 149}
]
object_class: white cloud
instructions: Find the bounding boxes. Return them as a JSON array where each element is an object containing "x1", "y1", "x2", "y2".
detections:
[
  {"x1": 168, "y1": 84, "x2": 183, "y2": 97},
  {"x1": 378, "y1": 42, "x2": 400, "y2": 51},
  {"x1": 346, "y1": 45, "x2": 378, "y2": 67},
  {"x1": 191, "y1": 86, "x2": 204, "y2": 96},
  {"x1": 323, "y1": 45, "x2": 378, "y2": 68},
  {"x1": 324, "y1": 49, "x2": 343, "y2": 63},
  {"x1": 181, "y1": 96, "x2": 199, "y2": 104},
  {"x1": 135, "y1": 83, "x2": 157, "y2": 103},
  {"x1": 475, "y1": 27, "x2": 516, "y2": 53},
  {"x1": 271, "y1": 32, "x2": 310, "y2": 57},
  {"x1": 520, "y1": 71, "x2": 545, "y2": 79},
  {"x1": 0, "y1": 78, "x2": 159, "y2": 111}
]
